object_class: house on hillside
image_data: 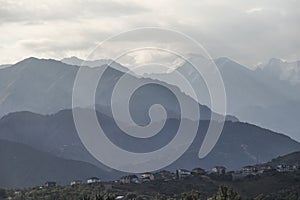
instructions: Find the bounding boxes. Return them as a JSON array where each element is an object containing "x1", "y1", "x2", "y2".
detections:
[
  {"x1": 293, "y1": 164, "x2": 300, "y2": 170},
  {"x1": 154, "y1": 170, "x2": 175, "y2": 181},
  {"x1": 257, "y1": 165, "x2": 274, "y2": 174},
  {"x1": 140, "y1": 172, "x2": 155, "y2": 182},
  {"x1": 277, "y1": 164, "x2": 293, "y2": 172},
  {"x1": 87, "y1": 177, "x2": 101, "y2": 184},
  {"x1": 120, "y1": 175, "x2": 139, "y2": 184},
  {"x1": 159, "y1": 170, "x2": 175, "y2": 180},
  {"x1": 211, "y1": 166, "x2": 226, "y2": 175},
  {"x1": 176, "y1": 169, "x2": 191, "y2": 179},
  {"x1": 242, "y1": 165, "x2": 257, "y2": 175},
  {"x1": 45, "y1": 181, "x2": 56, "y2": 187},
  {"x1": 191, "y1": 167, "x2": 206, "y2": 175},
  {"x1": 70, "y1": 180, "x2": 82, "y2": 186}
]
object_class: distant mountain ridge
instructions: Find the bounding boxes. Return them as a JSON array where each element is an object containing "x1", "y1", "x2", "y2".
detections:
[
  {"x1": 0, "y1": 56, "x2": 298, "y2": 140},
  {"x1": 61, "y1": 56, "x2": 128, "y2": 72},
  {"x1": 0, "y1": 139, "x2": 119, "y2": 188},
  {"x1": 0, "y1": 56, "x2": 299, "y2": 189},
  {"x1": 258, "y1": 58, "x2": 300, "y2": 85},
  {"x1": 146, "y1": 55, "x2": 300, "y2": 141},
  {"x1": 0, "y1": 57, "x2": 236, "y2": 123},
  {"x1": 268, "y1": 151, "x2": 300, "y2": 167},
  {"x1": 0, "y1": 109, "x2": 299, "y2": 172}
]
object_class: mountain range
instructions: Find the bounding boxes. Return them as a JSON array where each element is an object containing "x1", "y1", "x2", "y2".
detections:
[
  {"x1": 0, "y1": 57, "x2": 239, "y2": 123},
  {"x1": 0, "y1": 139, "x2": 120, "y2": 188},
  {"x1": 0, "y1": 109, "x2": 299, "y2": 188},
  {"x1": 147, "y1": 55, "x2": 300, "y2": 141},
  {"x1": 2, "y1": 56, "x2": 300, "y2": 142},
  {"x1": 0, "y1": 56, "x2": 299, "y2": 188}
]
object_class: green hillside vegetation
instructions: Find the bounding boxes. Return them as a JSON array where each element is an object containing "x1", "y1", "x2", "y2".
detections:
[
  {"x1": 1, "y1": 151, "x2": 300, "y2": 200},
  {"x1": 268, "y1": 151, "x2": 300, "y2": 166},
  {"x1": 1, "y1": 170, "x2": 300, "y2": 200}
]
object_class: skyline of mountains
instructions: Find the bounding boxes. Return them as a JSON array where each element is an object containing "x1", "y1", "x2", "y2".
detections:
[
  {"x1": 0, "y1": 108, "x2": 299, "y2": 188},
  {"x1": 143, "y1": 55, "x2": 300, "y2": 141},
  {"x1": 0, "y1": 56, "x2": 237, "y2": 122},
  {"x1": 0, "y1": 55, "x2": 298, "y2": 142},
  {"x1": 0, "y1": 55, "x2": 299, "y2": 188}
]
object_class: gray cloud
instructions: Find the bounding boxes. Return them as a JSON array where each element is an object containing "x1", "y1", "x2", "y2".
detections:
[
  {"x1": 20, "y1": 38, "x2": 96, "y2": 52},
  {"x1": 0, "y1": 0, "x2": 299, "y2": 67},
  {"x1": 0, "y1": 0, "x2": 149, "y2": 23}
]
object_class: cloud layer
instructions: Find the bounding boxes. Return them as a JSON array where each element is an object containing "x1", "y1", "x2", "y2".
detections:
[{"x1": 0, "y1": 0, "x2": 299, "y2": 67}]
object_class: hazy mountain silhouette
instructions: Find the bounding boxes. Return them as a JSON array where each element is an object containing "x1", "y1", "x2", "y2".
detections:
[
  {"x1": 0, "y1": 110, "x2": 299, "y2": 173},
  {"x1": 0, "y1": 139, "x2": 120, "y2": 188},
  {"x1": 61, "y1": 56, "x2": 128, "y2": 72},
  {"x1": 259, "y1": 58, "x2": 300, "y2": 85},
  {"x1": 0, "y1": 57, "x2": 236, "y2": 122},
  {"x1": 149, "y1": 55, "x2": 300, "y2": 141},
  {"x1": 267, "y1": 150, "x2": 300, "y2": 167},
  {"x1": 0, "y1": 56, "x2": 299, "y2": 188}
]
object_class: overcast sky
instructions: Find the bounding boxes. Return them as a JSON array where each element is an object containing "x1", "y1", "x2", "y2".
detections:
[{"x1": 0, "y1": 0, "x2": 299, "y2": 68}]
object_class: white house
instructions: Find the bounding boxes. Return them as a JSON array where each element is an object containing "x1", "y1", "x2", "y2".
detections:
[
  {"x1": 277, "y1": 164, "x2": 293, "y2": 172},
  {"x1": 293, "y1": 164, "x2": 300, "y2": 170},
  {"x1": 242, "y1": 165, "x2": 257, "y2": 175},
  {"x1": 140, "y1": 172, "x2": 155, "y2": 182},
  {"x1": 257, "y1": 165, "x2": 273, "y2": 174},
  {"x1": 176, "y1": 169, "x2": 191, "y2": 179},
  {"x1": 45, "y1": 181, "x2": 56, "y2": 187},
  {"x1": 211, "y1": 166, "x2": 226, "y2": 175},
  {"x1": 70, "y1": 180, "x2": 82, "y2": 186},
  {"x1": 120, "y1": 175, "x2": 139, "y2": 184},
  {"x1": 87, "y1": 177, "x2": 101, "y2": 184}
]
